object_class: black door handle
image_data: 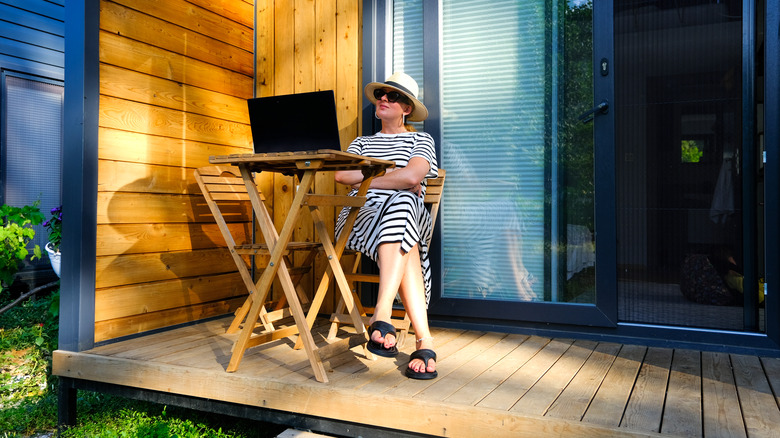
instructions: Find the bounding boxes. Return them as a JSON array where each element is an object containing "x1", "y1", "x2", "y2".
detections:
[{"x1": 578, "y1": 100, "x2": 609, "y2": 123}]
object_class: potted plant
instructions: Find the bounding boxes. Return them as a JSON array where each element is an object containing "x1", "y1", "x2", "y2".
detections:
[
  {"x1": 1, "y1": 202, "x2": 44, "y2": 288},
  {"x1": 44, "y1": 205, "x2": 62, "y2": 278}
]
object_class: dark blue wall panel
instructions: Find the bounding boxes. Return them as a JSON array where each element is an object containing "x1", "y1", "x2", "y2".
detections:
[{"x1": 0, "y1": 0, "x2": 64, "y2": 79}]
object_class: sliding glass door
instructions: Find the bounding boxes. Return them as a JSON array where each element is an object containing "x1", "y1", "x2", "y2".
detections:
[
  {"x1": 365, "y1": 0, "x2": 778, "y2": 347},
  {"x1": 386, "y1": 0, "x2": 616, "y2": 326}
]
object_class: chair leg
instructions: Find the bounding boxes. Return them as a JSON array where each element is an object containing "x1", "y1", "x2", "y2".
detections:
[
  {"x1": 395, "y1": 311, "x2": 411, "y2": 348},
  {"x1": 327, "y1": 297, "x2": 347, "y2": 340},
  {"x1": 327, "y1": 252, "x2": 365, "y2": 339},
  {"x1": 227, "y1": 296, "x2": 253, "y2": 334}
]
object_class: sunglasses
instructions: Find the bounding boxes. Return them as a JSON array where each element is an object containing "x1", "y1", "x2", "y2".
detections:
[{"x1": 373, "y1": 89, "x2": 410, "y2": 105}]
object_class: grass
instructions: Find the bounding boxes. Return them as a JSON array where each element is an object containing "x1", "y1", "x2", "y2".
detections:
[{"x1": 0, "y1": 286, "x2": 289, "y2": 438}]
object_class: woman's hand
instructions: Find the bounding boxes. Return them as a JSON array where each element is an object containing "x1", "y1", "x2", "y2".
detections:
[{"x1": 408, "y1": 182, "x2": 423, "y2": 197}]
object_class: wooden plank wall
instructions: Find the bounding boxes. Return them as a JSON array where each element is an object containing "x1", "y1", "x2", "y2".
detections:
[
  {"x1": 94, "y1": 0, "x2": 362, "y2": 343},
  {"x1": 95, "y1": 0, "x2": 255, "y2": 342}
]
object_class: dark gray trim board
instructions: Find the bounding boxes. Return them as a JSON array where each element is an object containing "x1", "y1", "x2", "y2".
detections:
[
  {"x1": 59, "y1": 0, "x2": 99, "y2": 352},
  {"x1": 764, "y1": 0, "x2": 779, "y2": 341},
  {"x1": 430, "y1": 316, "x2": 780, "y2": 359}
]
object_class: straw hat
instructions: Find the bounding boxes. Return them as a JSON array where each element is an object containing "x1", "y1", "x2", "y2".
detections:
[{"x1": 364, "y1": 72, "x2": 429, "y2": 122}]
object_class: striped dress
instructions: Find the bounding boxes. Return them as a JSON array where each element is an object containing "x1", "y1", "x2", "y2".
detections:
[{"x1": 335, "y1": 131, "x2": 439, "y2": 305}]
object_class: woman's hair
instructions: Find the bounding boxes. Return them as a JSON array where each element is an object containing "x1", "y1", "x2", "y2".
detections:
[{"x1": 403, "y1": 104, "x2": 417, "y2": 132}]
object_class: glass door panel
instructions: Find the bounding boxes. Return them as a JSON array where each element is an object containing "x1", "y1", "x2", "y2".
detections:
[
  {"x1": 438, "y1": 0, "x2": 549, "y2": 303},
  {"x1": 436, "y1": 1, "x2": 597, "y2": 307},
  {"x1": 614, "y1": 1, "x2": 764, "y2": 332}
]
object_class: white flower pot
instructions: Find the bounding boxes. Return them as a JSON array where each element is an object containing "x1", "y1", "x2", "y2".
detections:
[{"x1": 45, "y1": 242, "x2": 61, "y2": 278}]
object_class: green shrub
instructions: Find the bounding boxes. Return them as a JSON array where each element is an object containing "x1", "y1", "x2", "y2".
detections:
[
  {"x1": 0, "y1": 288, "x2": 59, "y2": 436},
  {"x1": 0, "y1": 203, "x2": 44, "y2": 288}
]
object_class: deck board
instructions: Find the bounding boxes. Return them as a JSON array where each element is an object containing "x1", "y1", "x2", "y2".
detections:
[
  {"x1": 444, "y1": 334, "x2": 541, "y2": 406},
  {"x1": 330, "y1": 328, "x2": 466, "y2": 390},
  {"x1": 731, "y1": 354, "x2": 780, "y2": 438},
  {"x1": 477, "y1": 338, "x2": 573, "y2": 411},
  {"x1": 701, "y1": 351, "x2": 746, "y2": 438},
  {"x1": 389, "y1": 331, "x2": 505, "y2": 399},
  {"x1": 418, "y1": 333, "x2": 523, "y2": 403},
  {"x1": 581, "y1": 344, "x2": 646, "y2": 428},
  {"x1": 360, "y1": 329, "x2": 483, "y2": 394},
  {"x1": 621, "y1": 347, "x2": 672, "y2": 433},
  {"x1": 510, "y1": 339, "x2": 597, "y2": 415},
  {"x1": 761, "y1": 356, "x2": 780, "y2": 408},
  {"x1": 545, "y1": 341, "x2": 621, "y2": 421},
  {"x1": 661, "y1": 349, "x2": 702, "y2": 436},
  {"x1": 52, "y1": 316, "x2": 780, "y2": 438}
]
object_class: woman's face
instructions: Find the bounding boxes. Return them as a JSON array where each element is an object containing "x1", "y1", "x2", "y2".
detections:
[{"x1": 375, "y1": 88, "x2": 412, "y2": 121}]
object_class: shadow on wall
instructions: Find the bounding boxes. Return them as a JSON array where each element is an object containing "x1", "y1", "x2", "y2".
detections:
[{"x1": 93, "y1": 173, "x2": 250, "y2": 341}]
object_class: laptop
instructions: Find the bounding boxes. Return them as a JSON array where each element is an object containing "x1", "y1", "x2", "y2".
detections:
[{"x1": 247, "y1": 90, "x2": 342, "y2": 153}]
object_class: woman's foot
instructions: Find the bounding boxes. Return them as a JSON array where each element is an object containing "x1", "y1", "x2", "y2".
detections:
[
  {"x1": 370, "y1": 322, "x2": 396, "y2": 349},
  {"x1": 406, "y1": 337, "x2": 436, "y2": 379},
  {"x1": 366, "y1": 320, "x2": 398, "y2": 357}
]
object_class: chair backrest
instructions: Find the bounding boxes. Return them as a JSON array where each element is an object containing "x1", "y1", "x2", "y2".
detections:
[
  {"x1": 194, "y1": 166, "x2": 264, "y2": 248},
  {"x1": 194, "y1": 166, "x2": 264, "y2": 203},
  {"x1": 424, "y1": 169, "x2": 446, "y2": 227}
]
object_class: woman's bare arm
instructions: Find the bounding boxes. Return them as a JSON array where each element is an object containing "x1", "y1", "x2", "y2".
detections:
[{"x1": 335, "y1": 157, "x2": 430, "y2": 193}]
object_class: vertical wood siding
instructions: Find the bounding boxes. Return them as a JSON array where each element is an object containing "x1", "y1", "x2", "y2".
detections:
[
  {"x1": 257, "y1": 0, "x2": 361, "y2": 309},
  {"x1": 94, "y1": 0, "x2": 362, "y2": 342}
]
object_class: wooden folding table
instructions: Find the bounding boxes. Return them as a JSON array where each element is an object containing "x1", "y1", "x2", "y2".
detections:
[{"x1": 209, "y1": 150, "x2": 394, "y2": 383}]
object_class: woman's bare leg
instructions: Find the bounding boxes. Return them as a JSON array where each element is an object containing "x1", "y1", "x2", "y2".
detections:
[
  {"x1": 397, "y1": 245, "x2": 435, "y2": 374},
  {"x1": 369, "y1": 242, "x2": 408, "y2": 349}
]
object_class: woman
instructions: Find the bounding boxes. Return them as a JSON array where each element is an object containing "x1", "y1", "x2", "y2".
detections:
[{"x1": 335, "y1": 72, "x2": 439, "y2": 379}]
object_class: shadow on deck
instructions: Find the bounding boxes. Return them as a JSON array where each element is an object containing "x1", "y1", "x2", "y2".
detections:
[{"x1": 53, "y1": 316, "x2": 780, "y2": 437}]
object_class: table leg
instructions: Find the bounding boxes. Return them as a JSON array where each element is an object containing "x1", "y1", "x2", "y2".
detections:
[
  {"x1": 226, "y1": 166, "x2": 282, "y2": 335},
  {"x1": 227, "y1": 164, "x2": 306, "y2": 335},
  {"x1": 226, "y1": 169, "x2": 328, "y2": 382}
]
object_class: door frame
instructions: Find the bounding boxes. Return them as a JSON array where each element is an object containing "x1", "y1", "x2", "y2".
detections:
[{"x1": 764, "y1": 0, "x2": 779, "y2": 342}]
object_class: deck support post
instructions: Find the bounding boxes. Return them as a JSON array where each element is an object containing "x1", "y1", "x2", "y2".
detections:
[{"x1": 57, "y1": 377, "x2": 78, "y2": 431}]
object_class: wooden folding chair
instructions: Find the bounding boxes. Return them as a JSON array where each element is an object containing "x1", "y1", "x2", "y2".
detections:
[
  {"x1": 327, "y1": 169, "x2": 446, "y2": 347},
  {"x1": 194, "y1": 166, "x2": 319, "y2": 334}
]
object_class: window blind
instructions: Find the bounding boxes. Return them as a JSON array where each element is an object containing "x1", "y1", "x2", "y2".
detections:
[
  {"x1": 439, "y1": 0, "x2": 546, "y2": 301},
  {"x1": 392, "y1": 0, "x2": 548, "y2": 302},
  {"x1": 392, "y1": 0, "x2": 425, "y2": 131}
]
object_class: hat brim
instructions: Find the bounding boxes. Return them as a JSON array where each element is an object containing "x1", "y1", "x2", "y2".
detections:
[{"x1": 364, "y1": 82, "x2": 429, "y2": 122}]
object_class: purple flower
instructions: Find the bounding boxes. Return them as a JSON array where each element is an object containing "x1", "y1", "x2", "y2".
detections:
[{"x1": 45, "y1": 205, "x2": 63, "y2": 250}]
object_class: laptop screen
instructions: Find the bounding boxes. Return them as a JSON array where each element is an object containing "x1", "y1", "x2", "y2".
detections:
[{"x1": 247, "y1": 90, "x2": 342, "y2": 154}]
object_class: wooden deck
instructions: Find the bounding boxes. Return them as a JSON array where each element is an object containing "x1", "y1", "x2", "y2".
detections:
[{"x1": 53, "y1": 316, "x2": 780, "y2": 437}]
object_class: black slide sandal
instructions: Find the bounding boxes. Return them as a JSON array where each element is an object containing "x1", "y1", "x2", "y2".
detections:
[
  {"x1": 405, "y1": 349, "x2": 438, "y2": 380},
  {"x1": 366, "y1": 321, "x2": 399, "y2": 357}
]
